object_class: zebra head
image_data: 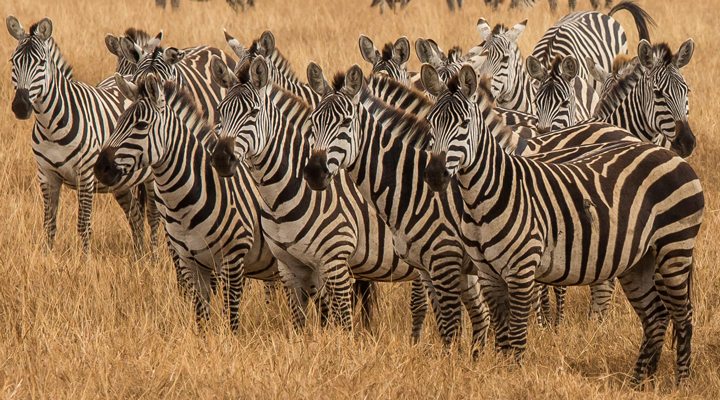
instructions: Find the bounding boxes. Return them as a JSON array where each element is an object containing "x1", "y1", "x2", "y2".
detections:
[
  {"x1": 415, "y1": 38, "x2": 465, "y2": 96},
  {"x1": 303, "y1": 63, "x2": 364, "y2": 191},
  {"x1": 527, "y1": 55, "x2": 579, "y2": 133},
  {"x1": 95, "y1": 74, "x2": 167, "y2": 187},
  {"x1": 358, "y1": 35, "x2": 411, "y2": 85},
  {"x1": 210, "y1": 56, "x2": 270, "y2": 177},
  {"x1": 637, "y1": 39, "x2": 696, "y2": 157},
  {"x1": 474, "y1": 18, "x2": 527, "y2": 105},
  {"x1": 120, "y1": 31, "x2": 186, "y2": 88},
  {"x1": 224, "y1": 30, "x2": 275, "y2": 67},
  {"x1": 105, "y1": 28, "x2": 152, "y2": 76},
  {"x1": 421, "y1": 65, "x2": 481, "y2": 192},
  {"x1": 7, "y1": 16, "x2": 54, "y2": 120},
  {"x1": 588, "y1": 54, "x2": 640, "y2": 101}
]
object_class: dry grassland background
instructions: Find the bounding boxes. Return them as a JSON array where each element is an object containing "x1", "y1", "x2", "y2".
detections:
[{"x1": 1, "y1": 0, "x2": 719, "y2": 398}]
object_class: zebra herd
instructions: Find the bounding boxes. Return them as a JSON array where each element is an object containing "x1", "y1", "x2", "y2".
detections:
[{"x1": 7, "y1": 0, "x2": 704, "y2": 388}]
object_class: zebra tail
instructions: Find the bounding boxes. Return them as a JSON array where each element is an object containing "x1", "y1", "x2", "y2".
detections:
[{"x1": 608, "y1": 1, "x2": 657, "y2": 42}]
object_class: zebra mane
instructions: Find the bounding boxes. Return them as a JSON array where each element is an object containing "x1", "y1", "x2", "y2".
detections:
[
  {"x1": 124, "y1": 27, "x2": 151, "y2": 47},
  {"x1": 652, "y1": 42, "x2": 675, "y2": 66},
  {"x1": 448, "y1": 46, "x2": 464, "y2": 62},
  {"x1": 593, "y1": 61, "x2": 644, "y2": 119},
  {"x1": 246, "y1": 39, "x2": 300, "y2": 82},
  {"x1": 233, "y1": 61, "x2": 311, "y2": 114},
  {"x1": 491, "y1": 24, "x2": 508, "y2": 35},
  {"x1": 612, "y1": 54, "x2": 637, "y2": 74},
  {"x1": 381, "y1": 43, "x2": 396, "y2": 61},
  {"x1": 331, "y1": 72, "x2": 347, "y2": 91}
]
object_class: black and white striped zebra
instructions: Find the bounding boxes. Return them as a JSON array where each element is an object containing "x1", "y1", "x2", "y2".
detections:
[
  {"x1": 209, "y1": 57, "x2": 434, "y2": 332},
  {"x1": 359, "y1": 35, "x2": 412, "y2": 86},
  {"x1": 105, "y1": 28, "x2": 152, "y2": 76},
  {"x1": 421, "y1": 64, "x2": 704, "y2": 385},
  {"x1": 94, "y1": 74, "x2": 277, "y2": 330},
  {"x1": 7, "y1": 16, "x2": 151, "y2": 254},
  {"x1": 302, "y1": 63, "x2": 492, "y2": 349},
  {"x1": 496, "y1": 0, "x2": 613, "y2": 11},
  {"x1": 370, "y1": 0, "x2": 410, "y2": 14}
]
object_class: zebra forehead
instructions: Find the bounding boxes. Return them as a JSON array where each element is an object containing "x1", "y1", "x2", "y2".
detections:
[
  {"x1": 491, "y1": 23, "x2": 508, "y2": 35},
  {"x1": 652, "y1": 43, "x2": 675, "y2": 66},
  {"x1": 380, "y1": 43, "x2": 396, "y2": 61}
]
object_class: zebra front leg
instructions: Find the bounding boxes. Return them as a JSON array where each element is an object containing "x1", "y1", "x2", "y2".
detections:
[
  {"x1": 322, "y1": 262, "x2": 354, "y2": 330},
  {"x1": 278, "y1": 262, "x2": 311, "y2": 330},
  {"x1": 589, "y1": 0, "x2": 600, "y2": 8},
  {"x1": 618, "y1": 251, "x2": 669, "y2": 387},
  {"x1": 263, "y1": 280, "x2": 279, "y2": 304},
  {"x1": 535, "y1": 284, "x2": 552, "y2": 327},
  {"x1": 553, "y1": 286, "x2": 567, "y2": 326},
  {"x1": 505, "y1": 262, "x2": 539, "y2": 361},
  {"x1": 409, "y1": 277, "x2": 428, "y2": 343},
  {"x1": 589, "y1": 279, "x2": 616, "y2": 320},
  {"x1": 187, "y1": 264, "x2": 214, "y2": 331},
  {"x1": 112, "y1": 189, "x2": 146, "y2": 256},
  {"x1": 461, "y1": 274, "x2": 491, "y2": 358},
  {"x1": 478, "y1": 268, "x2": 510, "y2": 352},
  {"x1": 76, "y1": 180, "x2": 96, "y2": 253},
  {"x1": 431, "y1": 262, "x2": 464, "y2": 347},
  {"x1": 352, "y1": 279, "x2": 377, "y2": 331},
  {"x1": 221, "y1": 260, "x2": 246, "y2": 332},
  {"x1": 144, "y1": 181, "x2": 162, "y2": 257},
  {"x1": 38, "y1": 174, "x2": 61, "y2": 250}
]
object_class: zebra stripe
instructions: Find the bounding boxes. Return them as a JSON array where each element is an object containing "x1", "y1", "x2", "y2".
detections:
[
  {"x1": 422, "y1": 65, "x2": 703, "y2": 385},
  {"x1": 95, "y1": 75, "x2": 277, "y2": 330},
  {"x1": 7, "y1": 17, "x2": 150, "y2": 254}
]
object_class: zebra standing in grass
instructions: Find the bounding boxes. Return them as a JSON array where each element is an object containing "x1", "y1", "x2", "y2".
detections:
[
  {"x1": 208, "y1": 57, "x2": 442, "y2": 333},
  {"x1": 473, "y1": 1, "x2": 654, "y2": 116},
  {"x1": 421, "y1": 64, "x2": 703, "y2": 385},
  {"x1": 7, "y1": 16, "x2": 150, "y2": 254},
  {"x1": 95, "y1": 74, "x2": 277, "y2": 330}
]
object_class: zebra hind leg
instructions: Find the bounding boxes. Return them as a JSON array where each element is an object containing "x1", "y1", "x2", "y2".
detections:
[
  {"x1": 112, "y1": 189, "x2": 146, "y2": 257},
  {"x1": 618, "y1": 251, "x2": 670, "y2": 387},
  {"x1": 461, "y1": 274, "x2": 491, "y2": 359},
  {"x1": 535, "y1": 284, "x2": 552, "y2": 328},
  {"x1": 409, "y1": 277, "x2": 428, "y2": 343},
  {"x1": 548, "y1": 0, "x2": 558, "y2": 11},
  {"x1": 553, "y1": 286, "x2": 567, "y2": 327}
]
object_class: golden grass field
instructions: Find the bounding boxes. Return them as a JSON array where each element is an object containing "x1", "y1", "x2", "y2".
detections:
[{"x1": 1, "y1": 0, "x2": 720, "y2": 398}]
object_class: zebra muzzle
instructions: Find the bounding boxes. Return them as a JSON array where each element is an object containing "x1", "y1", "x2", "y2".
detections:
[
  {"x1": 672, "y1": 121, "x2": 696, "y2": 158},
  {"x1": 211, "y1": 137, "x2": 240, "y2": 177},
  {"x1": 424, "y1": 153, "x2": 450, "y2": 192},
  {"x1": 12, "y1": 89, "x2": 32, "y2": 120},
  {"x1": 303, "y1": 152, "x2": 331, "y2": 191},
  {"x1": 94, "y1": 148, "x2": 123, "y2": 187}
]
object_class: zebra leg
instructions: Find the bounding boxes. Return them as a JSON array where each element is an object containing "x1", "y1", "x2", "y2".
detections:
[
  {"x1": 155, "y1": 0, "x2": 166, "y2": 7},
  {"x1": 221, "y1": 261, "x2": 246, "y2": 332},
  {"x1": 409, "y1": 277, "x2": 428, "y2": 343},
  {"x1": 144, "y1": 181, "x2": 162, "y2": 257},
  {"x1": 548, "y1": 0, "x2": 558, "y2": 11},
  {"x1": 456, "y1": 0, "x2": 463, "y2": 10},
  {"x1": 446, "y1": 0, "x2": 455, "y2": 12},
  {"x1": 112, "y1": 189, "x2": 146, "y2": 256},
  {"x1": 188, "y1": 265, "x2": 214, "y2": 330},
  {"x1": 322, "y1": 263, "x2": 353, "y2": 330},
  {"x1": 605, "y1": 0, "x2": 613, "y2": 7},
  {"x1": 656, "y1": 257, "x2": 694, "y2": 385},
  {"x1": 76, "y1": 180, "x2": 95, "y2": 254},
  {"x1": 461, "y1": 274, "x2": 491, "y2": 358},
  {"x1": 589, "y1": 0, "x2": 600, "y2": 8},
  {"x1": 38, "y1": 174, "x2": 61, "y2": 250},
  {"x1": 505, "y1": 263, "x2": 538, "y2": 361},
  {"x1": 568, "y1": 0, "x2": 577, "y2": 10},
  {"x1": 263, "y1": 280, "x2": 279, "y2": 304},
  {"x1": 352, "y1": 279, "x2": 377, "y2": 331},
  {"x1": 553, "y1": 286, "x2": 567, "y2": 327},
  {"x1": 431, "y1": 261, "x2": 464, "y2": 346},
  {"x1": 588, "y1": 279, "x2": 616, "y2": 320},
  {"x1": 279, "y1": 262, "x2": 311, "y2": 330},
  {"x1": 535, "y1": 284, "x2": 552, "y2": 327},
  {"x1": 171, "y1": 0, "x2": 180, "y2": 8},
  {"x1": 478, "y1": 266, "x2": 510, "y2": 352},
  {"x1": 618, "y1": 251, "x2": 669, "y2": 386}
]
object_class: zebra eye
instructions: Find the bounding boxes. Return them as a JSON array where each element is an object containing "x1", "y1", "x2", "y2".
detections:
[
  {"x1": 460, "y1": 119, "x2": 470, "y2": 129},
  {"x1": 341, "y1": 118, "x2": 352, "y2": 127},
  {"x1": 249, "y1": 109, "x2": 260, "y2": 117},
  {"x1": 135, "y1": 121, "x2": 149, "y2": 130}
]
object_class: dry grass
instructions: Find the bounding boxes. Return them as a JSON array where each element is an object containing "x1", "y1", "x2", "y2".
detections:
[{"x1": 1, "y1": 0, "x2": 720, "y2": 398}]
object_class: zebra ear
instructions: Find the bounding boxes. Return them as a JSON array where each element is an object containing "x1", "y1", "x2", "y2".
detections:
[
  {"x1": 144, "y1": 74, "x2": 165, "y2": 109},
  {"x1": 146, "y1": 31, "x2": 163, "y2": 53},
  {"x1": 415, "y1": 38, "x2": 442, "y2": 66},
  {"x1": 586, "y1": 57, "x2": 610, "y2": 83},
  {"x1": 637, "y1": 39, "x2": 654, "y2": 69},
  {"x1": 250, "y1": 56, "x2": 270, "y2": 90},
  {"x1": 105, "y1": 34, "x2": 121, "y2": 57},
  {"x1": 394, "y1": 37, "x2": 411, "y2": 66},
  {"x1": 307, "y1": 62, "x2": 330, "y2": 96},
  {"x1": 458, "y1": 65, "x2": 478, "y2": 99},
  {"x1": 560, "y1": 56, "x2": 578, "y2": 81},
  {"x1": 163, "y1": 47, "x2": 185, "y2": 65},
  {"x1": 674, "y1": 39, "x2": 694, "y2": 69},
  {"x1": 224, "y1": 30, "x2": 247, "y2": 60},
  {"x1": 525, "y1": 56, "x2": 547, "y2": 81},
  {"x1": 358, "y1": 35, "x2": 379, "y2": 65},
  {"x1": 476, "y1": 18, "x2": 492, "y2": 41},
  {"x1": 420, "y1": 64, "x2": 445, "y2": 98},
  {"x1": 506, "y1": 19, "x2": 527, "y2": 43},
  {"x1": 33, "y1": 18, "x2": 53, "y2": 41},
  {"x1": 343, "y1": 65, "x2": 364, "y2": 102},
  {"x1": 210, "y1": 55, "x2": 238, "y2": 89},
  {"x1": 6, "y1": 16, "x2": 25, "y2": 41},
  {"x1": 114, "y1": 73, "x2": 139, "y2": 101},
  {"x1": 258, "y1": 31, "x2": 276, "y2": 57},
  {"x1": 120, "y1": 37, "x2": 143, "y2": 64}
]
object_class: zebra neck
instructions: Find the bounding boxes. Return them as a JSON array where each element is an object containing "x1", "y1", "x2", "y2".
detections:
[
  {"x1": 32, "y1": 65, "x2": 72, "y2": 136},
  {"x1": 498, "y1": 54, "x2": 535, "y2": 113},
  {"x1": 594, "y1": 74, "x2": 658, "y2": 141}
]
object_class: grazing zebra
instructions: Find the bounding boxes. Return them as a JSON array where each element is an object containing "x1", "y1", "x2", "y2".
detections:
[
  {"x1": 303, "y1": 63, "x2": 494, "y2": 350},
  {"x1": 421, "y1": 64, "x2": 703, "y2": 385},
  {"x1": 7, "y1": 16, "x2": 151, "y2": 254},
  {"x1": 208, "y1": 57, "x2": 441, "y2": 333},
  {"x1": 586, "y1": 40, "x2": 696, "y2": 157},
  {"x1": 105, "y1": 28, "x2": 152, "y2": 76},
  {"x1": 95, "y1": 74, "x2": 277, "y2": 330},
  {"x1": 370, "y1": 0, "x2": 410, "y2": 14},
  {"x1": 473, "y1": 1, "x2": 654, "y2": 114}
]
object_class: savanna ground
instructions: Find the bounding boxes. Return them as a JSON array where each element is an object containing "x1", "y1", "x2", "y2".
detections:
[{"x1": 1, "y1": 0, "x2": 719, "y2": 398}]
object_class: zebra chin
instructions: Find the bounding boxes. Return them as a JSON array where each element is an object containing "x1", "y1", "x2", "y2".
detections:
[
  {"x1": 211, "y1": 137, "x2": 240, "y2": 177},
  {"x1": 424, "y1": 153, "x2": 451, "y2": 193},
  {"x1": 303, "y1": 152, "x2": 332, "y2": 191},
  {"x1": 672, "y1": 121, "x2": 696, "y2": 158},
  {"x1": 94, "y1": 149, "x2": 123, "y2": 187},
  {"x1": 12, "y1": 89, "x2": 32, "y2": 120}
]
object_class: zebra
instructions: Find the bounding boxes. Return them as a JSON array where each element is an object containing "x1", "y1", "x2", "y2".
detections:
[
  {"x1": 208, "y1": 56, "x2": 449, "y2": 335},
  {"x1": 94, "y1": 73, "x2": 277, "y2": 330},
  {"x1": 302, "y1": 63, "x2": 496, "y2": 350},
  {"x1": 473, "y1": 1, "x2": 654, "y2": 114},
  {"x1": 370, "y1": 0, "x2": 410, "y2": 14},
  {"x1": 420, "y1": 64, "x2": 703, "y2": 385},
  {"x1": 155, "y1": 0, "x2": 254, "y2": 11},
  {"x1": 105, "y1": 28, "x2": 152, "y2": 76},
  {"x1": 359, "y1": 35, "x2": 412, "y2": 86},
  {"x1": 7, "y1": 16, "x2": 151, "y2": 254},
  {"x1": 586, "y1": 40, "x2": 696, "y2": 157},
  {"x1": 492, "y1": 0, "x2": 613, "y2": 11}
]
